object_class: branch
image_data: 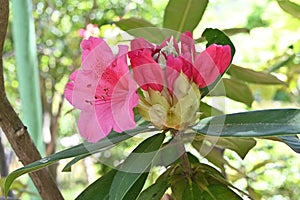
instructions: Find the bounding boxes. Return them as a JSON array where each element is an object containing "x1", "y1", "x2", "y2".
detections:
[
  {"x1": 0, "y1": 0, "x2": 63, "y2": 199},
  {"x1": 46, "y1": 95, "x2": 64, "y2": 156}
]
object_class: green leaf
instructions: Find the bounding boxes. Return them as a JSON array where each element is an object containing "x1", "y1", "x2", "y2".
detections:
[
  {"x1": 268, "y1": 55, "x2": 294, "y2": 72},
  {"x1": 278, "y1": 135, "x2": 300, "y2": 153},
  {"x1": 215, "y1": 138, "x2": 256, "y2": 159},
  {"x1": 193, "y1": 137, "x2": 256, "y2": 173},
  {"x1": 227, "y1": 65, "x2": 286, "y2": 85},
  {"x1": 203, "y1": 184, "x2": 243, "y2": 200},
  {"x1": 169, "y1": 162, "x2": 244, "y2": 199},
  {"x1": 210, "y1": 78, "x2": 254, "y2": 107},
  {"x1": 199, "y1": 102, "x2": 223, "y2": 119},
  {"x1": 123, "y1": 173, "x2": 149, "y2": 200},
  {"x1": 193, "y1": 109, "x2": 300, "y2": 140},
  {"x1": 163, "y1": 0, "x2": 208, "y2": 33},
  {"x1": 4, "y1": 126, "x2": 153, "y2": 196},
  {"x1": 195, "y1": 28, "x2": 249, "y2": 43},
  {"x1": 76, "y1": 170, "x2": 149, "y2": 200},
  {"x1": 109, "y1": 133, "x2": 165, "y2": 200},
  {"x1": 116, "y1": 18, "x2": 156, "y2": 29},
  {"x1": 76, "y1": 169, "x2": 117, "y2": 200},
  {"x1": 192, "y1": 140, "x2": 227, "y2": 173},
  {"x1": 115, "y1": 18, "x2": 160, "y2": 43},
  {"x1": 62, "y1": 154, "x2": 90, "y2": 172},
  {"x1": 222, "y1": 28, "x2": 250, "y2": 36},
  {"x1": 249, "y1": 160, "x2": 272, "y2": 173},
  {"x1": 153, "y1": 142, "x2": 181, "y2": 167},
  {"x1": 277, "y1": 0, "x2": 300, "y2": 19},
  {"x1": 183, "y1": 182, "x2": 203, "y2": 200},
  {"x1": 115, "y1": 18, "x2": 177, "y2": 43},
  {"x1": 137, "y1": 168, "x2": 172, "y2": 200},
  {"x1": 137, "y1": 179, "x2": 169, "y2": 200},
  {"x1": 170, "y1": 175, "x2": 187, "y2": 200},
  {"x1": 262, "y1": 135, "x2": 300, "y2": 153},
  {"x1": 200, "y1": 28, "x2": 235, "y2": 97},
  {"x1": 194, "y1": 163, "x2": 246, "y2": 197}
]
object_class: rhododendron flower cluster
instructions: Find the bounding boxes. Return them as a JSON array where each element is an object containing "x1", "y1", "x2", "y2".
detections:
[
  {"x1": 65, "y1": 32, "x2": 231, "y2": 143},
  {"x1": 128, "y1": 32, "x2": 231, "y2": 130}
]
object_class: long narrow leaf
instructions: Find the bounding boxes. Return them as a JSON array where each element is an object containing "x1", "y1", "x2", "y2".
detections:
[
  {"x1": 193, "y1": 109, "x2": 300, "y2": 137},
  {"x1": 210, "y1": 78, "x2": 254, "y2": 107},
  {"x1": 137, "y1": 179, "x2": 169, "y2": 200},
  {"x1": 228, "y1": 65, "x2": 286, "y2": 85},
  {"x1": 4, "y1": 126, "x2": 154, "y2": 195},
  {"x1": 277, "y1": 0, "x2": 300, "y2": 19},
  {"x1": 278, "y1": 135, "x2": 300, "y2": 153},
  {"x1": 76, "y1": 169, "x2": 117, "y2": 200},
  {"x1": 109, "y1": 133, "x2": 165, "y2": 199},
  {"x1": 115, "y1": 18, "x2": 167, "y2": 43},
  {"x1": 163, "y1": 0, "x2": 208, "y2": 33},
  {"x1": 116, "y1": 18, "x2": 180, "y2": 43}
]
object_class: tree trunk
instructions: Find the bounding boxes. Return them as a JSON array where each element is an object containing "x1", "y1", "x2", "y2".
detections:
[{"x1": 0, "y1": 0, "x2": 64, "y2": 199}]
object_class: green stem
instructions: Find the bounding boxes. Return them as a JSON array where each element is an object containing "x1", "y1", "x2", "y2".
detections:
[{"x1": 171, "y1": 129, "x2": 192, "y2": 177}]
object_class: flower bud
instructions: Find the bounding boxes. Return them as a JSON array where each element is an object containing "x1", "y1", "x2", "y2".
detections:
[{"x1": 137, "y1": 72, "x2": 201, "y2": 130}]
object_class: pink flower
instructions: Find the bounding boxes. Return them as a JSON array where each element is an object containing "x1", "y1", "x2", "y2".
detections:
[
  {"x1": 128, "y1": 32, "x2": 232, "y2": 130},
  {"x1": 129, "y1": 32, "x2": 232, "y2": 92},
  {"x1": 78, "y1": 24, "x2": 100, "y2": 39},
  {"x1": 65, "y1": 37, "x2": 138, "y2": 143}
]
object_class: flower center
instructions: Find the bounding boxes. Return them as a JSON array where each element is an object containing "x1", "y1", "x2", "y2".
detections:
[{"x1": 160, "y1": 36, "x2": 178, "y2": 57}]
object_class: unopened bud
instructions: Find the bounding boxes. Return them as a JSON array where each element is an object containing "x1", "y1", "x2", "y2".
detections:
[{"x1": 137, "y1": 73, "x2": 201, "y2": 130}]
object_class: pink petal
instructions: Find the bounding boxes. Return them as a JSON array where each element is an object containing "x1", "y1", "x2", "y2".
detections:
[
  {"x1": 81, "y1": 39, "x2": 114, "y2": 77},
  {"x1": 68, "y1": 70, "x2": 99, "y2": 111},
  {"x1": 180, "y1": 32, "x2": 196, "y2": 62},
  {"x1": 184, "y1": 31, "x2": 193, "y2": 38},
  {"x1": 179, "y1": 56, "x2": 194, "y2": 81},
  {"x1": 111, "y1": 73, "x2": 138, "y2": 131},
  {"x1": 129, "y1": 49, "x2": 164, "y2": 91},
  {"x1": 112, "y1": 45, "x2": 129, "y2": 77},
  {"x1": 64, "y1": 82, "x2": 74, "y2": 104},
  {"x1": 78, "y1": 110, "x2": 110, "y2": 143},
  {"x1": 96, "y1": 45, "x2": 129, "y2": 98},
  {"x1": 81, "y1": 37, "x2": 104, "y2": 62},
  {"x1": 95, "y1": 53, "x2": 138, "y2": 134},
  {"x1": 131, "y1": 38, "x2": 154, "y2": 51},
  {"x1": 67, "y1": 38, "x2": 139, "y2": 143},
  {"x1": 206, "y1": 44, "x2": 231, "y2": 74},
  {"x1": 166, "y1": 55, "x2": 182, "y2": 93},
  {"x1": 94, "y1": 103, "x2": 116, "y2": 133},
  {"x1": 193, "y1": 44, "x2": 231, "y2": 88},
  {"x1": 64, "y1": 70, "x2": 80, "y2": 105},
  {"x1": 69, "y1": 70, "x2": 78, "y2": 81},
  {"x1": 166, "y1": 55, "x2": 194, "y2": 93}
]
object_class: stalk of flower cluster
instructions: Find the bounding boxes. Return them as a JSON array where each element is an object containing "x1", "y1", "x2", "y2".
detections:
[{"x1": 171, "y1": 129, "x2": 192, "y2": 178}]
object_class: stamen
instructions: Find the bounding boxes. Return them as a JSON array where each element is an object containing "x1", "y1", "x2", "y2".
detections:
[
  {"x1": 93, "y1": 94, "x2": 112, "y2": 104},
  {"x1": 85, "y1": 100, "x2": 93, "y2": 105},
  {"x1": 160, "y1": 36, "x2": 178, "y2": 57}
]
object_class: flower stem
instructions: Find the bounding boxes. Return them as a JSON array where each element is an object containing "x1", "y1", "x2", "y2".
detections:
[{"x1": 171, "y1": 129, "x2": 192, "y2": 177}]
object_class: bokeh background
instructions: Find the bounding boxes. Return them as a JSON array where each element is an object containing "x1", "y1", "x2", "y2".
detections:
[{"x1": 1, "y1": 0, "x2": 300, "y2": 199}]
